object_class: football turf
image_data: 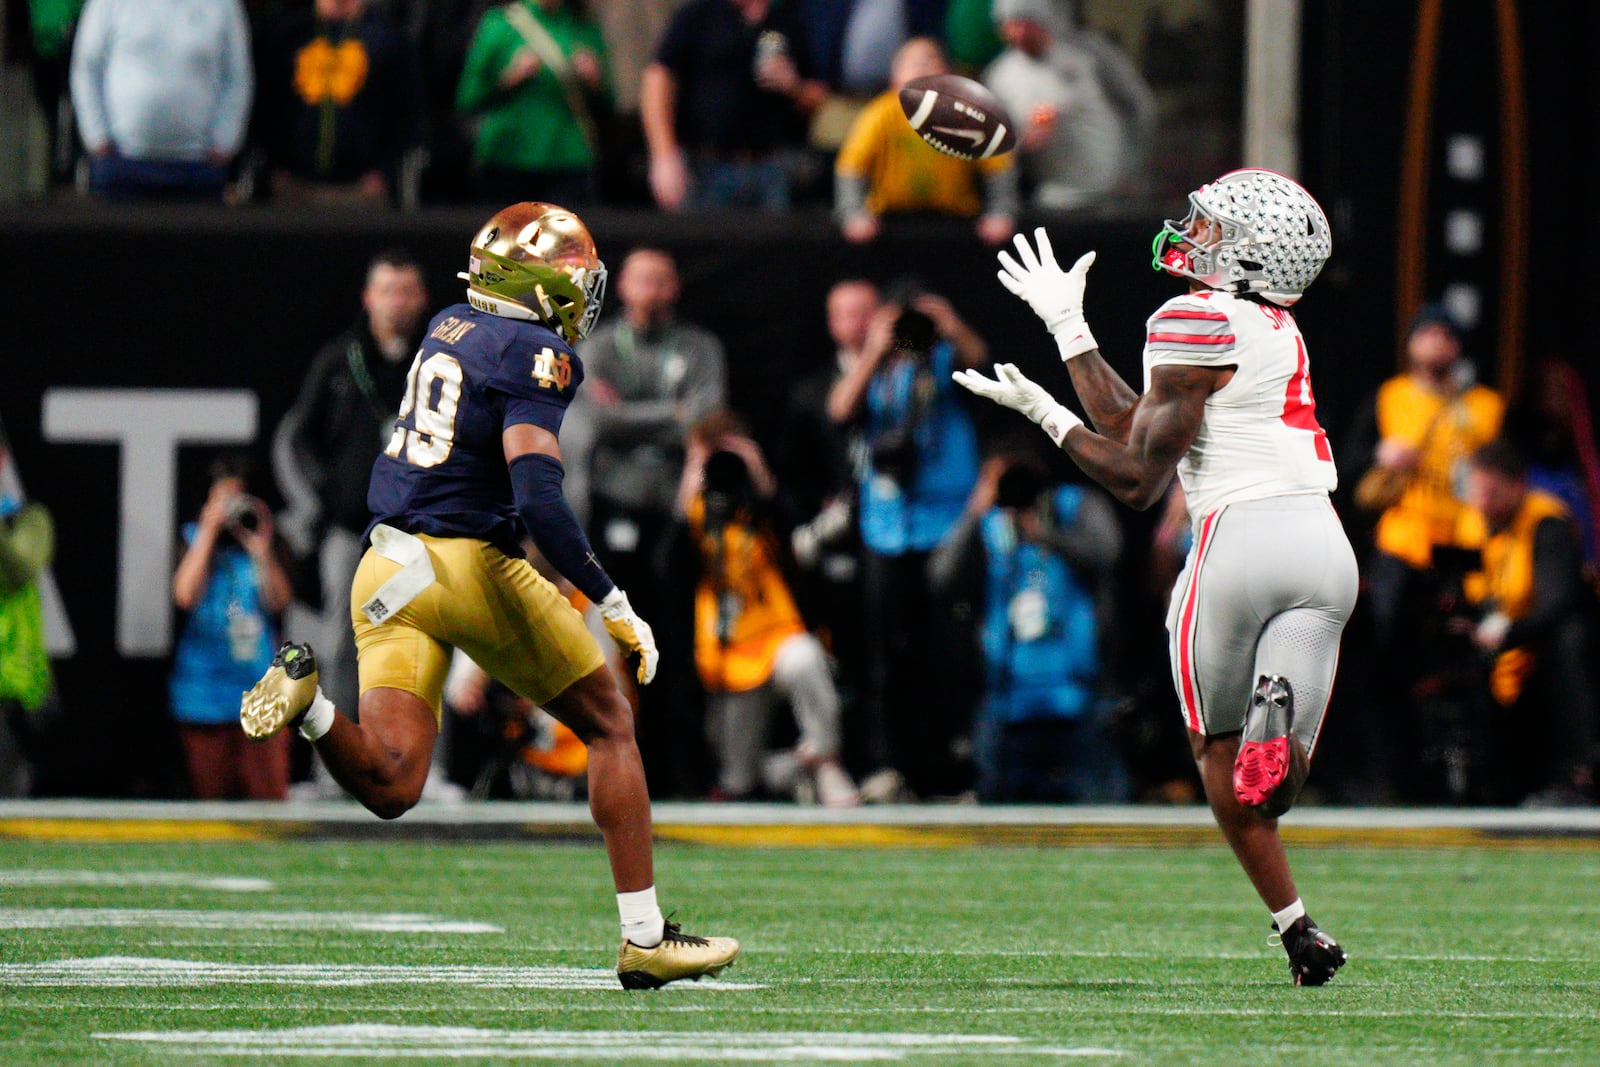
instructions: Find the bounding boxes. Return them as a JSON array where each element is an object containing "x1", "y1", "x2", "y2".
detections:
[{"x1": 1, "y1": 817, "x2": 1598, "y2": 1065}]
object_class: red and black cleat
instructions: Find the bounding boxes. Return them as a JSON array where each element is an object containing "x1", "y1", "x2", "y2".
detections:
[{"x1": 1234, "y1": 675, "x2": 1307, "y2": 817}]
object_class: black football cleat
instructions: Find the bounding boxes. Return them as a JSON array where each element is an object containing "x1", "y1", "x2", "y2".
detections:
[{"x1": 1275, "y1": 915, "x2": 1348, "y2": 986}]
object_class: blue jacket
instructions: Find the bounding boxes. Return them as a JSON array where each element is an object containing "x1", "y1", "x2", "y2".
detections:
[
  {"x1": 978, "y1": 486, "x2": 1099, "y2": 722},
  {"x1": 169, "y1": 524, "x2": 278, "y2": 726},
  {"x1": 858, "y1": 342, "x2": 980, "y2": 555}
]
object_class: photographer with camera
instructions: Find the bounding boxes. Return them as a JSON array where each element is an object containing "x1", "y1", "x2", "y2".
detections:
[
  {"x1": 170, "y1": 452, "x2": 295, "y2": 799},
  {"x1": 826, "y1": 278, "x2": 988, "y2": 800},
  {"x1": 664, "y1": 412, "x2": 859, "y2": 806}
]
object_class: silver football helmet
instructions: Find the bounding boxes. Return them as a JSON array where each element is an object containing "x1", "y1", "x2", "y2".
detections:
[{"x1": 1152, "y1": 169, "x2": 1331, "y2": 307}]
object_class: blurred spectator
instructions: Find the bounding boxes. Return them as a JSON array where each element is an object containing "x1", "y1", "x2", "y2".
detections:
[
  {"x1": 827, "y1": 277, "x2": 987, "y2": 799},
  {"x1": 981, "y1": 0, "x2": 1156, "y2": 209},
  {"x1": 169, "y1": 453, "x2": 294, "y2": 800},
  {"x1": 1457, "y1": 439, "x2": 1598, "y2": 806},
  {"x1": 930, "y1": 453, "x2": 1126, "y2": 802},
  {"x1": 69, "y1": 0, "x2": 254, "y2": 202},
  {"x1": 833, "y1": 36, "x2": 1017, "y2": 247},
  {"x1": 777, "y1": 279, "x2": 881, "y2": 721},
  {"x1": 0, "y1": 423, "x2": 59, "y2": 798},
  {"x1": 23, "y1": 0, "x2": 87, "y2": 186},
  {"x1": 1345, "y1": 303, "x2": 1505, "y2": 799},
  {"x1": 640, "y1": 0, "x2": 829, "y2": 211},
  {"x1": 255, "y1": 0, "x2": 425, "y2": 207},
  {"x1": 455, "y1": 0, "x2": 612, "y2": 207},
  {"x1": 273, "y1": 249, "x2": 429, "y2": 740},
  {"x1": 1501, "y1": 356, "x2": 1600, "y2": 574},
  {"x1": 576, "y1": 246, "x2": 729, "y2": 795},
  {"x1": 943, "y1": 0, "x2": 1002, "y2": 72},
  {"x1": 666, "y1": 413, "x2": 859, "y2": 806}
]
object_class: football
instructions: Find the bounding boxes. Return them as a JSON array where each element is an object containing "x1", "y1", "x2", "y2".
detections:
[{"x1": 897, "y1": 74, "x2": 1017, "y2": 161}]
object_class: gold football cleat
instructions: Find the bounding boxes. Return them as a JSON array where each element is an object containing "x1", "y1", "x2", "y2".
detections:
[
  {"x1": 240, "y1": 641, "x2": 320, "y2": 740},
  {"x1": 617, "y1": 921, "x2": 741, "y2": 990}
]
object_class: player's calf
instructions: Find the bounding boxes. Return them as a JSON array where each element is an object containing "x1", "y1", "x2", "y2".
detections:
[{"x1": 1234, "y1": 674, "x2": 1309, "y2": 817}]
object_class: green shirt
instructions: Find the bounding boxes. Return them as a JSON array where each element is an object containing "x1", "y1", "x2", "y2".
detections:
[
  {"x1": 455, "y1": 1, "x2": 611, "y2": 173},
  {"x1": 0, "y1": 504, "x2": 56, "y2": 711}
]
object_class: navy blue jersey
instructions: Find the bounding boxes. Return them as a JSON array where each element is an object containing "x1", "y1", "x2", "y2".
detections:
[{"x1": 365, "y1": 303, "x2": 583, "y2": 557}]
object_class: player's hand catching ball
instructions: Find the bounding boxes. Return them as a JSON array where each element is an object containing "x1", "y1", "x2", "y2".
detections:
[
  {"x1": 996, "y1": 229, "x2": 1099, "y2": 361},
  {"x1": 599, "y1": 588, "x2": 659, "y2": 685},
  {"x1": 952, "y1": 363, "x2": 1082, "y2": 448}
]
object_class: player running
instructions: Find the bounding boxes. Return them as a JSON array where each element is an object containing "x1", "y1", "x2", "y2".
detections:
[
  {"x1": 954, "y1": 170, "x2": 1355, "y2": 985},
  {"x1": 240, "y1": 202, "x2": 739, "y2": 989}
]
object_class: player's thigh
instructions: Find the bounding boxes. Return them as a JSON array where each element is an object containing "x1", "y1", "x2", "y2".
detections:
[
  {"x1": 349, "y1": 546, "x2": 456, "y2": 724},
  {"x1": 1167, "y1": 507, "x2": 1259, "y2": 737},
  {"x1": 440, "y1": 542, "x2": 607, "y2": 709},
  {"x1": 1248, "y1": 505, "x2": 1359, "y2": 755}
]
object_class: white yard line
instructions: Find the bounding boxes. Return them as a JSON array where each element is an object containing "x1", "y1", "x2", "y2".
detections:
[
  {"x1": 0, "y1": 870, "x2": 273, "y2": 891},
  {"x1": 0, "y1": 909, "x2": 499, "y2": 933},
  {"x1": 93, "y1": 1024, "x2": 1121, "y2": 1061},
  {"x1": 0, "y1": 957, "x2": 762, "y2": 991}
]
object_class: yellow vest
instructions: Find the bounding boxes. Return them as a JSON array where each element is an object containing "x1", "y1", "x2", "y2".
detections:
[
  {"x1": 1459, "y1": 489, "x2": 1572, "y2": 705},
  {"x1": 688, "y1": 498, "x2": 806, "y2": 694},
  {"x1": 1373, "y1": 374, "x2": 1504, "y2": 568},
  {"x1": 834, "y1": 90, "x2": 1012, "y2": 218}
]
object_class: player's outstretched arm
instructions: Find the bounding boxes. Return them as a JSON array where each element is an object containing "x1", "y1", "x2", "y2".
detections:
[
  {"x1": 954, "y1": 362, "x2": 1217, "y2": 511},
  {"x1": 503, "y1": 423, "x2": 659, "y2": 684},
  {"x1": 1059, "y1": 364, "x2": 1215, "y2": 510}
]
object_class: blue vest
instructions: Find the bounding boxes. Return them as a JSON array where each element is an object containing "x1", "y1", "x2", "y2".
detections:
[
  {"x1": 168, "y1": 525, "x2": 279, "y2": 725},
  {"x1": 858, "y1": 342, "x2": 981, "y2": 555},
  {"x1": 978, "y1": 487, "x2": 1099, "y2": 723}
]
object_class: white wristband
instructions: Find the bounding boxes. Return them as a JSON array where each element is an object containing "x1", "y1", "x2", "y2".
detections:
[
  {"x1": 1038, "y1": 403, "x2": 1083, "y2": 448},
  {"x1": 1052, "y1": 318, "x2": 1098, "y2": 362}
]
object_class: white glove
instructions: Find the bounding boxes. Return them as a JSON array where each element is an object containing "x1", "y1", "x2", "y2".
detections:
[
  {"x1": 952, "y1": 363, "x2": 1083, "y2": 447},
  {"x1": 598, "y1": 588, "x2": 659, "y2": 685},
  {"x1": 995, "y1": 228, "x2": 1099, "y2": 361}
]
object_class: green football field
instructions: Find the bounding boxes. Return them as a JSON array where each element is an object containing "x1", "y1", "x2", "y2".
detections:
[{"x1": 1, "y1": 808, "x2": 1597, "y2": 1065}]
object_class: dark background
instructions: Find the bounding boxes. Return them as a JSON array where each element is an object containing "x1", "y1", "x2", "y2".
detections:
[{"x1": 1, "y1": 0, "x2": 1595, "y2": 797}]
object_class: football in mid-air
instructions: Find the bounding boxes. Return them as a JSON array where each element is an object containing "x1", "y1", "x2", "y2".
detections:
[{"x1": 898, "y1": 74, "x2": 1017, "y2": 161}]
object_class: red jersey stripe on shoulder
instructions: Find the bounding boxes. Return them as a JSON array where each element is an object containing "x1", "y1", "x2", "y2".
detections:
[
  {"x1": 1147, "y1": 332, "x2": 1236, "y2": 346},
  {"x1": 1154, "y1": 309, "x2": 1231, "y2": 322}
]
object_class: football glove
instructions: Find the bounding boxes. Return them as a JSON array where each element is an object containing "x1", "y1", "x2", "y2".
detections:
[
  {"x1": 599, "y1": 588, "x2": 659, "y2": 685},
  {"x1": 996, "y1": 228, "x2": 1099, "y2": 361},
  {"x1": 952, "y1": 363, "x2": 1083, "y2": 447}
]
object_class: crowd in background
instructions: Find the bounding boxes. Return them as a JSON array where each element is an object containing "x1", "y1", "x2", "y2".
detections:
[
  {"x1": 91, "y1": 247, "x2": 1596, "y2": 811},
  {"x1": 5, "y1": 0, "x2": 1599, "y2": 809},
  {"x1": 17, "y1": 0, "x2": 1208, "y2": 222}
]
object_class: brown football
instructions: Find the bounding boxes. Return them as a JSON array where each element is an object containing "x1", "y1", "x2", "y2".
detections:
[{"x1": 897, "y1": 73, "x2": 1017, "y2": 161}]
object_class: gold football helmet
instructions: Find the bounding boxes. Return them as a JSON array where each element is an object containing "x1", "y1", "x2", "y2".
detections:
[{"x1": 459, "y1": 202, "x2": 607, "y2": 343}]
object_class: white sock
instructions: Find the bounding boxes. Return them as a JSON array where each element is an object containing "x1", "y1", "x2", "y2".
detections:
[
  {"x1": 618, "y1": 886, "x2": 664, "y2": 947},
  {"x1": 1272, "y1": 898, "x2": 1307, "y2": 933},
  {"x1": 298, "y1": 687, "x2": 336, "y2": 742}
]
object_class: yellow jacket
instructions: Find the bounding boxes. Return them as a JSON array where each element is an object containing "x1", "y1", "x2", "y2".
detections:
[
  {"x1": 1373, "y1": 374, "x2": 1504, "y2": 568},
  {"x1": 1459, "y1": 489, "x2": 1572, "y2": 705},
  {"x1": 687, "y1": 498, "x2": 806, "y2": 694},
  {"x1": 834, "y1": 90, "x2": 1012, "y2": 218}
]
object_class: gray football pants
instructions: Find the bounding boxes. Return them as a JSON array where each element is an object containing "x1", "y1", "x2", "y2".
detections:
[{"x1": 1165, "y1": 494, "x2": 1359, "y2": 754}]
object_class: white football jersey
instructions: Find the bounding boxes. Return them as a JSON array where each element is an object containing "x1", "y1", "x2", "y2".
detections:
[{"x1": 1142, "y1": 290, "x2": 1337, "y2": 521}]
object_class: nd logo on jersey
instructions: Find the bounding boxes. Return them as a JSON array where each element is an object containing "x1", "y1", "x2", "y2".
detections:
[{"x1": 532, "y1": 347, "x2": 572, "y2": 391}]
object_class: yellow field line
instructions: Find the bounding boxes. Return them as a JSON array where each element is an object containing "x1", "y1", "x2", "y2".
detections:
[{"x1": 2, "y1": 818, "x2": 1595, "y2": 850}]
